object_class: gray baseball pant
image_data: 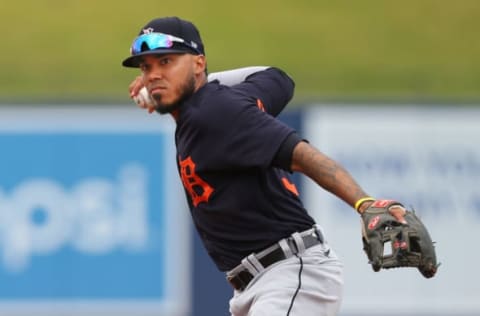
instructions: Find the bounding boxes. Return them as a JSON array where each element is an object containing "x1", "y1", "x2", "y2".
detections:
[{"x1": 229, "y1": 243, "x2": 344, "y2": 316}]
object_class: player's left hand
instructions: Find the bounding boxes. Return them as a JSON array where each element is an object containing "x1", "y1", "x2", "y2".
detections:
[
  {"x1": 386, "y1": 204, "x2": 407, "y2": 224},
  {"x1": 360, "y1": 199, "x2": 438, "y2": 278},
  {"x1": 357, "y1": 199, "x2": 407, "y2": 224}
]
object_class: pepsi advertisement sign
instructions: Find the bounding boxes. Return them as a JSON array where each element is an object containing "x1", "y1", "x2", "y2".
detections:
[{"x1": 0, "y1": 107, "x2": 190, "y2": 315}]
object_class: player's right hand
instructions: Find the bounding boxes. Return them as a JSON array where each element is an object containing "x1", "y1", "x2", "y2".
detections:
[{"x1": 129, "y1": 76, "x2": 156, "y2": 113}]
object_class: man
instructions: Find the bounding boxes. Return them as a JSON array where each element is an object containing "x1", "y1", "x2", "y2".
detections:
[{"x1": 122, "y1": 16, "x2": 406, "y2": 316}]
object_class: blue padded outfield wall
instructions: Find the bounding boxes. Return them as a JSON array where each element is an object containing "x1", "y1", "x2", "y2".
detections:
[
  {"x1": 0, "y1": 108, "x2": 190, "y2": 316},
  {"x1": 0, "y1": 105, "x2": 478, "y2": 316}
]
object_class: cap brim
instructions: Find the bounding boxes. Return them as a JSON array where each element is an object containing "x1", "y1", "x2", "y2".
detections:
[{"x1": 122, "y1": 48, "x2": 188, "y2": 67}]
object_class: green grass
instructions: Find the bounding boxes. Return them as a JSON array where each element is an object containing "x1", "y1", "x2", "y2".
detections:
[{"x1": 1, "y1": 0, "x2": 479, "y2": 104}]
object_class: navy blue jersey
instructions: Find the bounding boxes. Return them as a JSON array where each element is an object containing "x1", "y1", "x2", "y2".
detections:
[{"x1": 175, "y1": 68, "x2": 315, "y2": 271}]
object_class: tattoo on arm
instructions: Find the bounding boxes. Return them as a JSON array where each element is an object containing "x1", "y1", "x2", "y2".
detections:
[{"x1": 291, "y1": 141, "x2": 368, "y2": 208}]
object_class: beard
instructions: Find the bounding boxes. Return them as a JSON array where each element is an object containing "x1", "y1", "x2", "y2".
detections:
[{"x1": 151, "y1": 74, "x2": 196, "y2": 114}]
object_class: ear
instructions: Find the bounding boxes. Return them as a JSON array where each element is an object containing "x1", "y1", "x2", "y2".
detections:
[{"x1": 193, "y1": 55, "x2": 206, "y2": 75}]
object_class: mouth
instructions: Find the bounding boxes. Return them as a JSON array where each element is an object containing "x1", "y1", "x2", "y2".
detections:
[{"x1": 149, "y1": 86, "x2": 167, "y2": 94}]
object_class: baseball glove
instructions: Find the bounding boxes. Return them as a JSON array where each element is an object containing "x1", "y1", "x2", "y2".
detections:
[{"x1": 360, "y1": 200, "x2": 438, "y2": 278}]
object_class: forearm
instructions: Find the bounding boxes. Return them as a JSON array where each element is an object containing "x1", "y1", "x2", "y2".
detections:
[{"x1": 291, "y1": 141, "x2": 369, "y2": 209}]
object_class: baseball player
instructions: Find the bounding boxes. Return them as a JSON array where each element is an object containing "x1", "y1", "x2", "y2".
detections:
[{"x1": 122, "y1": 16, "x2": 408, "y2": 316}]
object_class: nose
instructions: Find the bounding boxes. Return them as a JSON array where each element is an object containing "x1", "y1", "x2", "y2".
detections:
[{"x1": 145, "y1": 65, "x2": 163, "y2": 82}]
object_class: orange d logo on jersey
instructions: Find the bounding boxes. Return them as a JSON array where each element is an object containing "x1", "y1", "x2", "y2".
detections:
[
  {"x1": 179, "y1": 156, "x2": 214, "y2": 207},
  {"x1": 281, "y1": 177, "x2": 299, "y2": 196},
  {"x1": 256, "y1": 99, "x2": 266, "y2": 112}
]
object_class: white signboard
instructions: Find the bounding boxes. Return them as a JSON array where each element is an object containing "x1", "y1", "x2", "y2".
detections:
[{"x1": 303, "y1": 105, "x2": 479, "y2": 316}]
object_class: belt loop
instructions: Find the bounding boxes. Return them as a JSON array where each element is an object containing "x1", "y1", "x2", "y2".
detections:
[
  {"x1": 313, "y1": 224, "x2": 331, "y2": 256},
  {"x1": 247, "y1": 254, "x2": 265, "y2": 273},
  {"x1": 313, "y1": 224, "x2": 325, "y2": 243},
  {"x1": 291, "y1": 232, "x2": 306, "y2": 254},
  {"x1": 278, "y1": 238, "x2": 293, "y2": 258},
  {"x1": 241, "y1": 254, "x2": 264, "y2": 276}
]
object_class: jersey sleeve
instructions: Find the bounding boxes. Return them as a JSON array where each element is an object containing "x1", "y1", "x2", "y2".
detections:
[
  {"x1": 230, "y1": 67, "x2": 295, "y2": 117},
  {"x1": 194, "y1": 88, "x2": 296, "y2": 170}
]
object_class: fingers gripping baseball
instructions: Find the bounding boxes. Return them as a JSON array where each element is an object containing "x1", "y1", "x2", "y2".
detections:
[
  {"x1": 129, "y1": 76, "x2": 156, "y2": 113},
  {"x1": 133, "y1": 87, "x2": 155, "y2": 113}
]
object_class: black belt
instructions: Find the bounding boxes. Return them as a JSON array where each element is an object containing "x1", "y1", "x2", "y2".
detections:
[{"x1": 227, "y1": 230, "x2": 323, "y2": 291}]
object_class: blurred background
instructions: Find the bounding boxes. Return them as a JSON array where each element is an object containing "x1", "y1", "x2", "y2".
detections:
[
  {"x1": 0, "y1": 0, "x2": 479, "y2": 315},
  {"x1": 2, "y1": 0, "x2": 479, "y2": 103}
]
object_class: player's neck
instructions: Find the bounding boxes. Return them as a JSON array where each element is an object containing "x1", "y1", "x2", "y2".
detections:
[{"x1": 194, "y1": 73, "x2": 208, "y2": 92}]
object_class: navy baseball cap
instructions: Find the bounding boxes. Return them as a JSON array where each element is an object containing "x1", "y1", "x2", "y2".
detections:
[{"x1": 122, "y1": 16, "x2": 205, "y2": 68}]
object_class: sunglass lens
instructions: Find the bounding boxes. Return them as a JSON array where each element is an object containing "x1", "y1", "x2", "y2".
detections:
[{"x1": 131, "y1": 34, "x2": 173, "y2": 55}]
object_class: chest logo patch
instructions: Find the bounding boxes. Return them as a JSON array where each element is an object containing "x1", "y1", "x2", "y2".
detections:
[{"x1": 179, "y1": 156, "x2": 214, "y2": 207}]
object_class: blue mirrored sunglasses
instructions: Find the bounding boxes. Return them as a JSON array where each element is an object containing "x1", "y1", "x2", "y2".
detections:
[{"x1": 130, "y1": 32, "x2": 200, "y2": 55}]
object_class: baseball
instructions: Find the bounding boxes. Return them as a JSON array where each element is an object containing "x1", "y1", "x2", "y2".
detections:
[{"x1": 133, "y1": 87, "x2": 154, "y2": 109}]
